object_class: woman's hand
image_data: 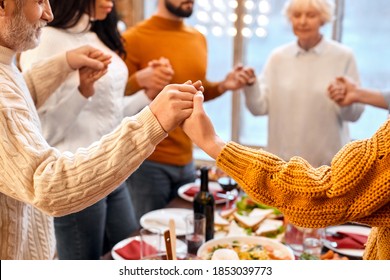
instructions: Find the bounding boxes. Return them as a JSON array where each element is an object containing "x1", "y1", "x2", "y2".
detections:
[
  {"x1": 66, "y1": 45, "x2": 111, "y2": 70},
  {"x1": 218, "y1": 65, "x2": 256, "y2": 93},
  {"x1": 78, "y1": 50, "x2": 111, "y2": 98},
  {"x1": 182, "y1": 84, "x2": 226, "y2": 159},
  {"x1": 149, "y1": 80, "x2": 199, "y2": 133},
  {"x1": 328, "y1": 76, "x2": 358, "y2": 106}
]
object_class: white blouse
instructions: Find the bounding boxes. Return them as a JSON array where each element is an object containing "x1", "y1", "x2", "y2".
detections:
[{"x1": 20, "y1": 15, "x2": 129, "y2": 152}]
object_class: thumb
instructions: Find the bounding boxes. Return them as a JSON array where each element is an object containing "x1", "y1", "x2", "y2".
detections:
[
  {"x1": 160, "y1": 57, "x2": 171, "y2": 66},
  {"x1": 193, "y1": 91, "x2": 205, "y2": 113},
  {"x1": 234, "y1": 64, "x2": 243, "y2": 71},
  {"x1": 82, "y1": 57, "x2": 104, "y2": 70},
  {"x1": 336, "y1": 76, "x2": 346, "y2": 83}
]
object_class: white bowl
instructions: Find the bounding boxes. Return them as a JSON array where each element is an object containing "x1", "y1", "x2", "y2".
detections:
[{"x1": 197, "y1": 235, "x2": 294, "y2": 260}]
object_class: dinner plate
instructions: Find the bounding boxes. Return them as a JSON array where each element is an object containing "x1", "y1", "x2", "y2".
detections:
[
  {"x1": 111, "y1": 236, "x2": 187, "y2": 260},
  {"x1": 140, "y1": 208, "x2": 193, "y2": 236},
  {"x1": 177, "y1": 180, "x2": 239, "y2": 204},
  {"x1": 197, "y1": 236, "x2": 294, "y2": 260},
  {"x1": 323, "y1": 224, "x2": 371, "y2": 258}
]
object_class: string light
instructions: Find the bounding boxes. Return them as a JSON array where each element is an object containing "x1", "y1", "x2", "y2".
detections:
[
  {"x1": 245, "y1": 0, "x2": 255, "y2": 10},
  {"x1": 241, "y1": 27, "x2": 253, "y2": 38},
  {"x1": 258, "y1": 0, "x2": 271, "y2": 13},
  {"x1": 194, "y1": 0, "x2": 271, "y2": 38},
  {"x1": 196, "y1": 10, "x2": 210, "y2": 23},
  {"x1": 228, "y1": 13, "x2": 238, "y2": 23},
  {"x1": 228, "y1": 0, "x2": 238, "y2": 9},
  {"x1": 243, "y1": 14, "x2": 253, "y2": 25},
  {"x1": 257, "y1": 15, "x2": 269, "y2": 27}
]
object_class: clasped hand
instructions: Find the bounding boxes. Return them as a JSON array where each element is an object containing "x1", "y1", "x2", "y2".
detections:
[{"x1": 65, "y1": 45, "x2": 112, "y2": 98}]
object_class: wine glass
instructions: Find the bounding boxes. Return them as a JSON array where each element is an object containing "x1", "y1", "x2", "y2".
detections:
[{"x1": 217, "y1": 176, "x2": 238, "y2": 209}]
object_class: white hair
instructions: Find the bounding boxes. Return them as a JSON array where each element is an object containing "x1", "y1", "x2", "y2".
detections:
[{"x1": 283, "y1": 0, "x2": 335, "y2": 23}]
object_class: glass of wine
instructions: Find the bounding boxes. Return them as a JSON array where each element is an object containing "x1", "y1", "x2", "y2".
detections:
[
  {"x1": 217, "y1": 176, "x2": 238, "y2": 209},
  {"x1": 185, "y1": 213, "x2": 206, "y2": 255}
]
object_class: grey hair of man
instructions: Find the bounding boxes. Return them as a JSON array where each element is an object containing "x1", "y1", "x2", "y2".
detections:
[{"x1": 282, "y1": 0, "x2": 335, "y2": 24}]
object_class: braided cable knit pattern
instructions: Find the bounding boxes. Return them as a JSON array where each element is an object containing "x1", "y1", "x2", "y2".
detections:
[
  {"x1": 217, "y1": 120, "x2": 390, "y2": 259},
  {"x1": 1, "y1": 46, "x2": 167, "y2": 259}
]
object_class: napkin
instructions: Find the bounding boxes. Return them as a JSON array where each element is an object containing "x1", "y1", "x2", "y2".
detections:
[
  {"x1": 183, "y1": 186, "x2": 230, "y2": 199},
  {"x1": 114, "y1": 240, "x2": 157, "y2": 260},
  {"x1": 143, "y1": 215, "x2": 186, "y2": 232},
  {"x1": 326, "y1": 231, "x2": 368, "y2": 249}
]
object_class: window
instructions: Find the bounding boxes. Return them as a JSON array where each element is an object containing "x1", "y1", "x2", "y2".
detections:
[
  {"x1": 144, "y1": 0, "x2": 389, "y2": 159},
  {"x1": 342, "y1": 0, "x2": 390, "y2": 139}
]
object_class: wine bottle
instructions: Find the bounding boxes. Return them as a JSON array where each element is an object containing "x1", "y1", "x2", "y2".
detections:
[{"x1": 193, "y1": 166, "x2": 215, "y2": 241}]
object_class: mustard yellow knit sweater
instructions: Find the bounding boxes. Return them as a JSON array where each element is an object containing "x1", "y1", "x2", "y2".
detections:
[{"x1": 217, "y1": 119, "x2": 390, "y2": 260}]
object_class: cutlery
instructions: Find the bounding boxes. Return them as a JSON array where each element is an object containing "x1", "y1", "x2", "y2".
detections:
[
  {"x1": 164, "y1": 230, "x2": 173, "y2": 260},
  {"x1": 324, "y1": 239, "x2": 339, "y2": 248},
  {"x1": 324, "y1": 232, "x2": 342, "y2": 248},
  {"x1": 325, "y1": 231, "x2": 344, "y2": 238},
  {"x1": 169, "y1": 219, "x2": 177, "y2": 260}
]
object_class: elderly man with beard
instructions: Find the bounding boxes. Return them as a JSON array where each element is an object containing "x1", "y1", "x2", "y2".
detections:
[
  {"x1": 0, "y1": 0, "x2": 200, "y2": 259},
  {"x1": 122, "y1": 0, "x2": 255, "y2": 222}
]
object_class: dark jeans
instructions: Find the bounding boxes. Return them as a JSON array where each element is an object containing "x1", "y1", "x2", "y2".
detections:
[
  {"x1": 126, "y1": 160, "x2": 196, "y2": 223},
  {"x1": 54, "y1": 183, "x2": 137, "y2": 259}
]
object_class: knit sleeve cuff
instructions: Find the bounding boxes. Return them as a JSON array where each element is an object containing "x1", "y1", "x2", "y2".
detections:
[
  {"x1": 216, "y1": 141, "x2": 261, "y2": 183},
  {"x1": 134, "y1": 106, "x2": 167, "y2": 146}
]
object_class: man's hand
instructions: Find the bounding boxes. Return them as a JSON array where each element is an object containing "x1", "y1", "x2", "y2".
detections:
[
  {"x1": 78, "y1": 51, "x2": 111, "y2": 98},
  {"x1": 66, "y1": 45, "x2": 112, "y2": 70},
  {"x1": 182, "y1": 86, "x2": 226, "y2": 160},
  {"x1": 328, "y1": 76, "x2": 358, "y2": 106},
  {"x1": 149, "y1": 81, "x2": 199, "y2": 133},
  {"x1": 218, "y1": 65, "x2": 256, "y2": 93},
  {"x1": 136, "y1": 57, "x2": 174, "y2": 100}
]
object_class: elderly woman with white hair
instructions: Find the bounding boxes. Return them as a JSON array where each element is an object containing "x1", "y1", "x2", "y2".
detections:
[{"x1": 243, "y1": 0, "x2": 364, "y2": 168}]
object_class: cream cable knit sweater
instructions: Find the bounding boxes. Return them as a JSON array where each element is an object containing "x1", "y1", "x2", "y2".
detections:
[{"x1": 0, "y1": 46, "x2": 166, "y2": 259}]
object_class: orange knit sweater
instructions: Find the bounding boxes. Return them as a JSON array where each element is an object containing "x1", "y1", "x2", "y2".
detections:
[
  {"x1": 122, "y1": 16, "x2": 223, "y2": 165},
  {"x1": 217, "y1": 120, "x2": 390, "y2": 260}
]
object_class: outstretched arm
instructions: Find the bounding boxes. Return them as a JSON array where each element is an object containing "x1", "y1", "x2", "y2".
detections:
[
  {"x1": 217, "y1": 65, "x2": 256, "y2": 94},
  {"x1": 182, "y1": 91, "x2": 225, "y2": 160},
  {"x1": 24, "y1": 45, "x2": 110, "y2": 109},
  {"x1": 0, "y1": 80, "x2": 198, "y2": 217},
  {"x1": 328, "y1": 76, "x2": 388, "y2": 110},
  {"x1": 183, "y1": 91, "x2": 390, "y2": 228}
]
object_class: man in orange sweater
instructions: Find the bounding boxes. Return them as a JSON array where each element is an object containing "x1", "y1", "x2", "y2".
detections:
[{"x1": 122, "y1": 0, "x2": 254, "y2": 221}]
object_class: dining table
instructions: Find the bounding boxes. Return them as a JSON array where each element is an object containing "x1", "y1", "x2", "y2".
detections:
[
  {"x1": 102, "y1": 196, "x2": 193, "y2": 260},
  {"x1": 103, "y1": 195, "x2": 365, "y2": 260}
]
